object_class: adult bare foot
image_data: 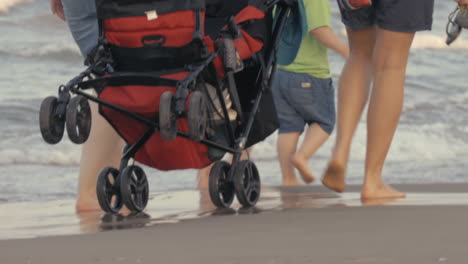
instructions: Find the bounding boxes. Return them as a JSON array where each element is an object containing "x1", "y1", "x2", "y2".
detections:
[
  {"x1": 291, "y1": 153, "x2": 315, "y2": 184},
  {"x1": 282, "y1": 178, "x2": 302, "y2": 186},
  {"x1": 361, "y1": 183, "x2": 406, "y2": 200},
  {"x1": 76, "y1": 198, "x2": 102, "y2": 212},
  {"x1": 321, "y1": 161, "x2": 346, "y2": 192}
]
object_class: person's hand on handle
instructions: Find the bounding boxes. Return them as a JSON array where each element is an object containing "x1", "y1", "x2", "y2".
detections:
[{"x1": 50, "y1": 0, "x2": 65, "y2": 21}]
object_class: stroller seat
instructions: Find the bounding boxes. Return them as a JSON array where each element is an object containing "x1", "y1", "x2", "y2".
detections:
[{"x1": 39, "y1": 0, "x2": 297, "y2": 213}]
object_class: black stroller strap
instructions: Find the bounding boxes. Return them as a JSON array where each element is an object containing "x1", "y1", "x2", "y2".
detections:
[
  {"x1": 78, "y1": 73, "x2": 179, "y2": 93},
  {"x1": 110, "y1": 40, "x2": 205, "y2": 72}
]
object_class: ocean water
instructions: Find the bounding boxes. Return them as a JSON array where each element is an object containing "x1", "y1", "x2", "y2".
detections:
[{"x1": 0, "y1": 0, "x2": 467, "y2": 204}]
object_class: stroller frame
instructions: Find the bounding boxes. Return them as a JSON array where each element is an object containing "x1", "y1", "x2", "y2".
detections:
[{"x1": 39, "y1": 0, "x2": 296, "y2": 214}]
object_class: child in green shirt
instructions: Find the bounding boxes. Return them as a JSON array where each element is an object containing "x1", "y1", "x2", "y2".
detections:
[{"x1": 272, "y1": 0, "x2": 348, "y2": 186}]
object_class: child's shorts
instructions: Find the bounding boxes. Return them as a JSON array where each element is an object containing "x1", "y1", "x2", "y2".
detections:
[
  {"x1": 272, "y1": 69, "x2": 335, "y2": 135},
  {"x1": 338, "y1": 0, "x2": 434, "y2": 33}
]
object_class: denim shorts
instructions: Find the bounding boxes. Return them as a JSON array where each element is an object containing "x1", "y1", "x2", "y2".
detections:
[
  {"x1": 338, "y1": 0, "x2": 434, "y2": 32},
  {"x1": 272, "y1": 69, "x2": 335, "y2": 135},
  {"x1": 62, "y1": 0, "x2": 98, "y2": 58}
]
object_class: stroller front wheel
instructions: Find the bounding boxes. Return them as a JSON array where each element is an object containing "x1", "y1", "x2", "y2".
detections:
[
  {"x1": 39, "y1": 96, "x2": 65, "y2": 144},
  {"x1": 66, "y1": 95, "x2": 91, "y2": 144},
  {"x1": 233, "y1": 160, "x2": 261, "y2": 208},
  {"x1": 159, "y1": 91, "x2": 177, "y2": 141},
  {"x1": 209, "y1": 161, "x2": 235, "y2": 208},
  {"x1": 187, "y1": 91, "x2": 207, "y2": 142},
  {"x1": 96, "y1": 167, "x2": 123, "y2": 214},
  {"x1": 120, "y1": 165, "x2": 149, "y2": 212}
]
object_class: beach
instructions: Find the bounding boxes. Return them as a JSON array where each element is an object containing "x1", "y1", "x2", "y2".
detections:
[
  {"x1": 1, "y1": 0, "x2": 468, "y2": 263},
  {"x1": 1, "y1": 1, "x2": 468, "y2": 206},
  {"x1": 1, "y1": 183, "x2": 468, "y2": 263}
]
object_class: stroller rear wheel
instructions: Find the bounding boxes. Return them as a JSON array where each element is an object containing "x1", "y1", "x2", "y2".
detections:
[
  {"x1": 159, "y1": 91, "x2": 177, "y2": 141},
  {"x1": 120, "y1": 165, "x2": 149, "y2": 212},
  {"x1": 233, "y1": 160, "x2": 261, "y2": 208},
  {"x1": 187, "y1": 91, "x2": 207, "y2": 142},
  {"x1": 66, "y1": 95, "x2": 91, "y2": 144},
  {"x1": 96, "y1": 167, "x2": 123, "y2": 214},
  {"x1": 209, "y1": 161, "x2": 235, "y2": 208},
  {"x1": 39, "y1": 96, "x2": 65, "y2": 144}
]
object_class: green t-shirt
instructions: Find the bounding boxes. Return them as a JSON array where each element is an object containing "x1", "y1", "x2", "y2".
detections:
[{"x1": 279, "y1": 0, "x2": 331, "y2": 79}]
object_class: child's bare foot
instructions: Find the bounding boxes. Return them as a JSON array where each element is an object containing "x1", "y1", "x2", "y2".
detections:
[
  {"x1": 291, "y1": 153, "x2": 315, "y2": 184},
  {"x1": 361, "y1": 183, "x2": 406, "y2": 200},
  {"x1": 321, "y1": 161, "x2": 346, "y2": 193}
]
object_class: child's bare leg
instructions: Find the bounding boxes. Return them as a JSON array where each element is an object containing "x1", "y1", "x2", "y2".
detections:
[
  {"x1": 323, "y1": 27, "x2": 376, "y2": 192},
  {"x1": 76, "y1": 101, "x2": 124, "y2": 212},
  {"x1": 277, "y1": 132, "x2": 301, "y2": 186},
  {"x1": 291, "y1": 124, "x2": 329, "y2": 184},
  {"x1": 362, "y1": 28, "x2": 414, "y2": 200}
]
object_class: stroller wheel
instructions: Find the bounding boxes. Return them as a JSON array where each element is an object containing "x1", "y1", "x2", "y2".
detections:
[
  {"x1": 120, "y1": 165, "x2": 149, "y2": 212},
  {"x1": 96, "y1": 167, "x2": 123, "y2": 214},
  {"x1": 209, "y1": 161, "x2": 235, "y2": 208},
  {"x1": 187, "y1": 91, "x2": 207, "y2": 142},
  {"x1": 66, "y1": 95, "x2": 91, "y2": 144},
  {"x1": 159, "y1": 91, "x2": 177, "y2": 141},
  {"x1": 39, "y1": 96, "x2": 65, "y2": 144},
  {"x1": 233, "y1": 160, "x2": 261, "y2": 208}
]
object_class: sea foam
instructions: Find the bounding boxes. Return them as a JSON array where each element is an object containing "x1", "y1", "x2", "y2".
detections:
[
  {"x1": 412, "y1": 34, "x2": 468, "y2": 50},
  {"x1": 0, "y1": 0, "x2": 31, "y2": 13}
]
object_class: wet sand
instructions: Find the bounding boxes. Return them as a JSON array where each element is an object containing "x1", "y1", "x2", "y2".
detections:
[{"x1": 1, "y1": 183, "x2": 468, "y2": 263}]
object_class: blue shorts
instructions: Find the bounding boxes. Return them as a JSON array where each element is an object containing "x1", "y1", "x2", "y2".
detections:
[
  {"x1": 338, "y1": 0, "x2": 434, "y2": 33},
  {"x1": 62, "y1": 0, "x2": 98, "y2": 58},
  {"x1": 272, "y1": 69, "x2": 335, "y2": 135}
]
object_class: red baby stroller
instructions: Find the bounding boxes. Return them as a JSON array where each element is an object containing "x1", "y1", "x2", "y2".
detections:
[{"x1": 39, "y1": 0, "x2": 296, "y2": 214}]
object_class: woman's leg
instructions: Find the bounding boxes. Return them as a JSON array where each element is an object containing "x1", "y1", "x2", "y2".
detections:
[
  {"x1": 322, "y1": 27, "x2": 376, "y2": 192},
  {"x1": 361, "y1": 28, "x2": 414, "y2": 199},
  {"x1": 61, "y1": 0, "x2": 125, "y2": 211},
  {"x1": 76, "y1": 102, "x2": 125, "y2": 211}
]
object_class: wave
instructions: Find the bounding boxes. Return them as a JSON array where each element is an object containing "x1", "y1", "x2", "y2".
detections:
[
  {"x1": 0, "y1": 147, "x2": 80, "y2": 166},
  {"x1": 0, "y1": 0, "x2": 32, "y2": 14},
  {"x1": 4, "y1": 125, "x2": 458, "y2": 166},
  {"x1": 412, "y1": 34, "x2": 468, "y2": 50},
  {"x1": 0, "y1": 43, "x2": 81, "y2": 61},
  {"x1": 340, "y1": 29, "x2": 468, "y2": 50},
  {"x1": 254, "y1": 121, "x2": 468, "y2": 163}
]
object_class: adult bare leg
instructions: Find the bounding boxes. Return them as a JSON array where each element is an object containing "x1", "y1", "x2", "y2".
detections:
[
  {"x1": 322, "y1": 27, "x2": 376, "y2": 192},
  {"x1": 361, "y1": 28, "x2": 414, "y2": 200},
  {"x1": 76, "y1": 101, "x2": 125, "y2": 212}
]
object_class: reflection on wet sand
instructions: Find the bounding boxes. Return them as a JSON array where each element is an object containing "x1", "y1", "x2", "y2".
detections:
[
  {"x1": 2, "y1": 186, "x2": 468, "y2": 240},
  {"x1": 78, "y1": 211, "x2": 152, "y2": 233}
]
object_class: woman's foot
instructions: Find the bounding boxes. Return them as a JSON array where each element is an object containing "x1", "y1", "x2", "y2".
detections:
[
  {"x1": 361, "y1": 183, "x2": 406, "y2": 200},
  {"x1": 321, "y1": 161, "x2": 346, "y2": 192},
  {"x1": 291, "y1": 153, "x2": 315, "y2": 184},
  {"x1": 76, "y1": 198, "x2": 101, "y2": 212},
  {"x1": 282, "y1": 178, "x2": 302, "y2": 186}
]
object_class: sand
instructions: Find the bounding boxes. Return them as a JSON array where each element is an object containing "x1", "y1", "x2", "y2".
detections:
[{"x1": 0, "y1": 183, "x2": 467, "y2": 264}]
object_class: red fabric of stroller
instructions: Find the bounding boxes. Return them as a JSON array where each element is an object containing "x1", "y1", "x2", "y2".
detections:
[
  {"x1": 95, "y1": 0, "x2": 268, "y2": 170},
  {"x1": 99, "y1": 73, "x2": 211, "y2": 171},
  {"x1": 97, "y1": 0, "x2": 211, "y2": 170}
]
